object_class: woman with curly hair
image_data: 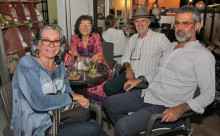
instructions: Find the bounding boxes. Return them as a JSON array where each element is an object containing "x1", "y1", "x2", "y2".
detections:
[{"x1": 68, "y1": 15, "x2": 111, "y2": 106}]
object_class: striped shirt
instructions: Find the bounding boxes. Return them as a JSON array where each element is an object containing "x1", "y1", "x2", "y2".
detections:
[{"x1": 121, "y1": 29, "x2": 171, "y2": 78}]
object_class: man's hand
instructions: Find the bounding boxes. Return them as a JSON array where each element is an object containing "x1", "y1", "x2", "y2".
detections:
[
  {"x1": 123, "y1": 62, "x2": 134, "y2": 80},
  {"x1": 126, "y1": 71, "x2": 135, "y2": 80},
  {"x1": 124, "y1": 78, "x2": 142, "y2": 91},
  {"x1": 161, "y1": 103, "x2": 191, "y2": 122}
]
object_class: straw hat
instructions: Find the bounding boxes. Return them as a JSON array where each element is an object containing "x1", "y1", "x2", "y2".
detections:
[{"x1": 132, "y1": 7, "x2": 152, "y2": 20}]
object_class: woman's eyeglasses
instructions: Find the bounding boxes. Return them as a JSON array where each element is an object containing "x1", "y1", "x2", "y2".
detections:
[
  {"x1": 41, "y1": 39, "x2": 61, "y2": 47},
  {"x1": 80, "y1": 23, "x2": 92, "y2": 27}
]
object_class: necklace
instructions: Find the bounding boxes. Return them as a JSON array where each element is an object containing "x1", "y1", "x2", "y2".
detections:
[
  {"x1": 38, "y1": 58, "x2": 56, "y2": 71},
  {"x1": 82, "y1": 39, "x2": 88, "y2": 43}
]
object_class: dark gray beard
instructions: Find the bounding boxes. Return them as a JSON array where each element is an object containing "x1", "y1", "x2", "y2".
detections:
[{"x1": 175, "y1": 29, "x2": 195, "y2": 43}]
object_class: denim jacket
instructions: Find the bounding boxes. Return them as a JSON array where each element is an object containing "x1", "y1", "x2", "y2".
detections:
[{"x1": 10, "y1": 55, "x2": 73, "y2": 136}]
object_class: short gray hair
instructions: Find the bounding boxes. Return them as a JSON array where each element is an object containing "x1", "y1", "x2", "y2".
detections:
[
  {"x1": 176, "y1": 5, "x2": 201, "y2": 23},
  {"x1": 31, "y1": 25, "x2": 67, "y2": 64}
]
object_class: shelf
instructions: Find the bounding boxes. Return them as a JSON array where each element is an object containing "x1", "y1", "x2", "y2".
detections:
[
  {"x1": 0, "y1": 0, "x2": 42, "y2": 82},
  {"x1": 1, "y1": 20, "x2": 44, "y2": 29},
  {"x1": 6, "y1": 45, "x2": 31, "y2": 55},
  {"x1": 133, "y1": 3, "x2": 145, "y2": 6},
  {"x1": 0, "y1": 0, "x2": 40, "y2": 3}
]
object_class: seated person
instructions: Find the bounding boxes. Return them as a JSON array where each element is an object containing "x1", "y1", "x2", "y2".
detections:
[
  {"x1": 104, "y1": 5, "x2": 215, "y2": 136},
  {"x1": 103, "y1": 7, "x2": 171, "y2": 96},
  {"x1": 10, "y1": 25, "x2": 107, "y2": 136},
  {"x1": 67, "y1": 15, "x2": 111, "y2": 106},
  {"x1": 102, "y1": 14, "x2": 128, "y2": 64}
]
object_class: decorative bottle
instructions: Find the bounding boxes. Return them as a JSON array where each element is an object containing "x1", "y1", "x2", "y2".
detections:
[
  {"x1": 22, "y1": 4, "x2": 31, "y2": 21},
  {"x1": 9, "y1": 4, "x2": 19, "y2": 23}
]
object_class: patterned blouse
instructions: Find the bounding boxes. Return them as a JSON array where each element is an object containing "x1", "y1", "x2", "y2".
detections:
[{"x1": 70, "y1": 33, "x2": 103, "y2": 59}]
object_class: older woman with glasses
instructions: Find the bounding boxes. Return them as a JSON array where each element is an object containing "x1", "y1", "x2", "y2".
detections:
[
  {"x1": 10, "y1": 25, "x2": 107, "y2": 136},
  {"x1": 67, "y1": 15, "x2": 111, "y2": 106}
]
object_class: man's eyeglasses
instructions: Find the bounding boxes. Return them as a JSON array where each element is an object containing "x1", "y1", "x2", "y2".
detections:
[
  {"x1": 130, "y1": 37, "x2": 142, "y2": 60},
  {"x1": 174, "y1": 21, "x2": 194, "y2": 28},
  {"x1": 130, "y1": 48, "x2": 141, "y2": 60},
  {"x1": 41, "y1": 39, "x2": 61, "y2": 47},
  {"x1": 80, "y1": 23, "x2": 92, "y2": 27}
]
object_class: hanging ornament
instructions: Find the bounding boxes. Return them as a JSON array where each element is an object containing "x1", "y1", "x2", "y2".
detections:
[
  {"x1": 152, "y1": 2, "x2": 159, "y2": 9},
  {"x1": 196, "y1": 1, "x2": 206, "y2": 11},
  {"x1": 152, "y1": 8, "x2": 160, "y2": 16}
]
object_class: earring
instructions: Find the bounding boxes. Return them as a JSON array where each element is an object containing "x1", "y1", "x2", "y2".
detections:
[{"x1": 36, "y1": 49, "x2": 39, "y2": 57}]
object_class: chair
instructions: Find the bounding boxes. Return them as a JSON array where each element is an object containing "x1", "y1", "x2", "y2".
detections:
[
  {"x1": 102, "y1": 41, "x2": 121, "y2": 128},
  {"x1": 102, "y1": 41, "x2": 120, "y2": 79},
  {"x1": 143, "y1": 87, "x2": 200, "y2": 136},
  {"x1": 0, "y1": 82, "x2": 13, "y2": 136},
  {"x1": 135, "y1": 82, "x2": 149, "y2": 89},
  {"x1": 0, "y1": 81, "x2": 102, "y2": 136}
]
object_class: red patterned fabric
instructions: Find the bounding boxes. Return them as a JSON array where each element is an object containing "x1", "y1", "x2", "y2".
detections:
[{"x1": 69, "y1": 33, "x2": 111, "y2": 106}]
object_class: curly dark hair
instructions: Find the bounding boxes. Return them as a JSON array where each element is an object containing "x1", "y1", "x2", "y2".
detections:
[{"x1": 74, "y1": 15, "x2": 95, "y2": 39}]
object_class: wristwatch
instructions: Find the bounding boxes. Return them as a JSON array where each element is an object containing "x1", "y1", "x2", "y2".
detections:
[{"x1": 138, "y1": 75, "x2": 145, "y2": 83}]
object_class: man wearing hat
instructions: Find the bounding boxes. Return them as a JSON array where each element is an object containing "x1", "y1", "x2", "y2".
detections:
[
  {"x1": 103, "y1": 7, "x2": 171, "y2": 96},
  {"x1": 104, "y1": 5, "x2": 215, "y2": 136}
]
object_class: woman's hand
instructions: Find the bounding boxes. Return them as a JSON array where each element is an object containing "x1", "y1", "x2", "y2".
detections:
[
  {"x1": 97, "y1": 56, "x2": 103, "y2": 63},
  {"x1": 77, "y1": 98, "x2": 90, "y2": 108},
  {"x1": 91, "y1": 53, "x2": 102, "y2": 63},
  {"x1": 71, "y1": 94, "x2": 90, "y2": 108},
  {"x1": 71, "y1": 94, "x2": 84, "y2": 101},
  {"x1": 91, "y1": 56, "x2": 103, "y2": 63}
]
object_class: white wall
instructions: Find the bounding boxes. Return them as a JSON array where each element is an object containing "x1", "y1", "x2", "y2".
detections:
[
  {"x1": 48, "y1": 0, "x2": 58, "y2": 25},
  {"x1": 56, "y1": 0, "x2": 93, "y2": 43}
]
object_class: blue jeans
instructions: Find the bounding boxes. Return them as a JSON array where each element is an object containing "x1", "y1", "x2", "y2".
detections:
[
  {"x1": 46, "y1": 121, "x2": 107, "y2": 136},
  {"x1": 104, "y1": 89, "x2": 183, "y2": 136},
  {"x1": 103, "y1": 71, "x2": 127, "y2": 96}
]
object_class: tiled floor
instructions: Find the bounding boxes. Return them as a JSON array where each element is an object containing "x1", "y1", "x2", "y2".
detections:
[
  {"x1": 102, "y1": 120, "x2": 114, "y2": 136},
  {"x1": 1, "y1": 95, "x2": 219, "y2": 136},
  {"x1": 101, "y1": 112, "x2": 114, "y2": 136}
]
